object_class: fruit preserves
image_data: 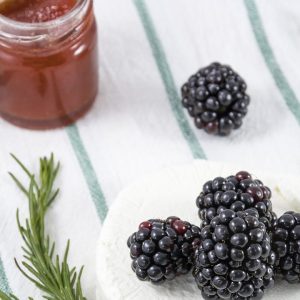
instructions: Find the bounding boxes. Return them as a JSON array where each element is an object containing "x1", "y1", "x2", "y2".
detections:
[{"x1": 0, "y1": 0, "x2": 98, "y2": 129}]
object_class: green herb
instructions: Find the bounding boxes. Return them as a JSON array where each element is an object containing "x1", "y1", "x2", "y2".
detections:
[
  {"x1": 0, "y1": 292, "x2": 18, "y2": 300},
  {"x1": 0, "y1": 154, "x2": 86, "y2": 300}
]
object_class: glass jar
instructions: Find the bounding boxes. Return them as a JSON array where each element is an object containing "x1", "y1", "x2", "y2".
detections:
[{"x1": 0, "y1": 0, "x2": 98, "y2": 129}]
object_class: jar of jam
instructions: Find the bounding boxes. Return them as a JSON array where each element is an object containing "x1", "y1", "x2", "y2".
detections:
[{"x1": 0, "y1": 0, "x2": 98, "y2": 129}]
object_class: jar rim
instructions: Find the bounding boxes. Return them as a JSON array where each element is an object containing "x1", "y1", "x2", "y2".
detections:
[
  {"x1": 0, "y1": 0, "x2": 92, "y2": 45},
  {"x1": 0, "y1": 0, "x2": 88, "y2": 30}
]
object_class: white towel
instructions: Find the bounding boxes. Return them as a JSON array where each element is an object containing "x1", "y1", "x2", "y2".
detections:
[{"x1": 1, "y1": 0, "x2": 300, "y2": 298}]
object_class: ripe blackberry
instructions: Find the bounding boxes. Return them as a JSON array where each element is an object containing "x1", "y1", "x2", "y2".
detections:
[
  {"x1": 181, "y1": 62, "x2": 250, "y2": 136},
  {"x1": 196, "y1": 171, "x2": 277, "y2": 230},
  {"x1": 271, "y1": 211, "x2": 300, "y2": 283},
  {"x1": 127, "y1": 217, "x2": 201, "y2": 284},
  {"x1": 193, "y1": 209, "x2": 275, "y2": 300}
]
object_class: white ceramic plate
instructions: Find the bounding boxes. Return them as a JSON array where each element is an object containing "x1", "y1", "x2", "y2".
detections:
[{"x1": 97, "y1": 160, "x2": 300, "y2": 300}]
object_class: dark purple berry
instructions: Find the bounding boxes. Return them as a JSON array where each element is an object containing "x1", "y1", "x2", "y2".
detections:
[
  {"x1": 271, "y1": 211, "x2": 300, "y2": 283},
  {"x1": 139, "y1": 221, "x2": 152, "y2": 230},
  {"x1": 246, "y1": 186, "x2": 264, "y2": 202},
  {"x1": 127, "y1": 217, "x2": 201, "y2": 283},
  {"x1": 173, "y1": 220, "x2": 188, "y2": 235},
  {"x1": 196, "y1": 173, "x2": 276, "y2": 230},
  {"x1": 193, "y1": 210, "x2": 274, "y2": 299},
  {"x1": 181, "y1": 62, "x2": 250, "y2": 135},
  {"x1": 236, "y1": 171, "x2": 252, "y2": 181}
]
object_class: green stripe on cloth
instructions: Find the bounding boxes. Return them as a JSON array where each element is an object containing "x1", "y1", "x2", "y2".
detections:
[
  {"x1": 245, "y1": 0, "x2": 300, "y2": 125},
  {"x1": 0, "y1": 256, "x2": 11, "y2": 294},
  {"x1": 66, "y1": 125, "x2": 108, "y2": 222},
  {"x1": 134, "y1": 0, "x2": 207, "y2": 160}
]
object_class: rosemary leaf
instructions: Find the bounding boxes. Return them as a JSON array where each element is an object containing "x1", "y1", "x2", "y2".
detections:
[{"x1": 0, "y1": 154, "x2": 87, "y2": 300}]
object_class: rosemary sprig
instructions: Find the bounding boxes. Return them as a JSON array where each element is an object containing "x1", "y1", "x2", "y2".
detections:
[
  {"x1": 0, "y1": 292, "x2": 19, "y2": 300},
  {"x1": 0, "y1": 154, "x2": 86, "y2": 300}
]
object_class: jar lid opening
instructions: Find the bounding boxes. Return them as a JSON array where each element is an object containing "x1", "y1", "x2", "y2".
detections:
[{"x1": 0, "y1": 0, "x2": 90, "y2": 41}]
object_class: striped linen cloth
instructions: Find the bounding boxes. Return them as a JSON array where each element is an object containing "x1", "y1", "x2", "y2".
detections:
[{"x1": 1, "y1": 0, "x2": 300, "y2": 298}]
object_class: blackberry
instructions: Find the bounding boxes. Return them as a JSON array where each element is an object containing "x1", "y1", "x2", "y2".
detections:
[
  {"x1": 181, "y1": 62, "x2": 250, "y2": 136},
  {"x1": 271, "y1": 211, "x2": 300, "y2": 283},
  {"x1": 196, "y1": 171, "x2": 277, "y2": 230},
  {"x1": 127, "y1": 217, "x2": 201, "y2": 284},
  {"x1": 193, "y1": 209, "x2": 275, "y2": 299}
]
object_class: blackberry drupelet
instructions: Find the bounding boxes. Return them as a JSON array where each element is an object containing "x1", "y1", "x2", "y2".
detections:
[
  {"x1": 181, "y1": 62, "x2": 250, "y2": 136},
  {"x1": 193, "y1": 209, "x2": 275, "y2": 300},
  {"x1": 127, "y1": 217, "x2": 201, "y2": 284},
  {"x1": 196, "y1": 171, "x2": 277, "y2": 230},
  {"x1": 272, "y1": 211, "x2": 300, "y2": 283}
]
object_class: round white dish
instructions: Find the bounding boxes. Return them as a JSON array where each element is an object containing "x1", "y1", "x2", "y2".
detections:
[{"x1": 97, "y1": 160, "x2": 300, "y2": 300}]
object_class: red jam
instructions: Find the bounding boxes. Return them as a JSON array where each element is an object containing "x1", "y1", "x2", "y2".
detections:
[
  {"x1": 2, "y1": 0, "x2": 76, "y2": 23},
  {"x1": 0, "y1": 0, "x2": 98, "y2": 129}
]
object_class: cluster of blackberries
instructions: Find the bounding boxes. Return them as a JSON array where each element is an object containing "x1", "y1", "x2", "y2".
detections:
[
  {"x1": 127, "y1": 171, "x2": 300, "y2": 299},
  {"x1": 196, "y1": 171, "x2": 276, "y2": 229},
  {"x1": 194, "y1": 209, "x2": 275, "y2": 300},
  {"x1": 127, "y1": 217, "x2": 201, "y2": 284},
  {"x1": 194, "y1": 171, "x2": 277, "y2": 299},
  {"x1": 272, "y1": 212, "x2": 300, "y2": 283},
  {"x1": 181, "y1": 62, "x2": 250, "y2": 136}
]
